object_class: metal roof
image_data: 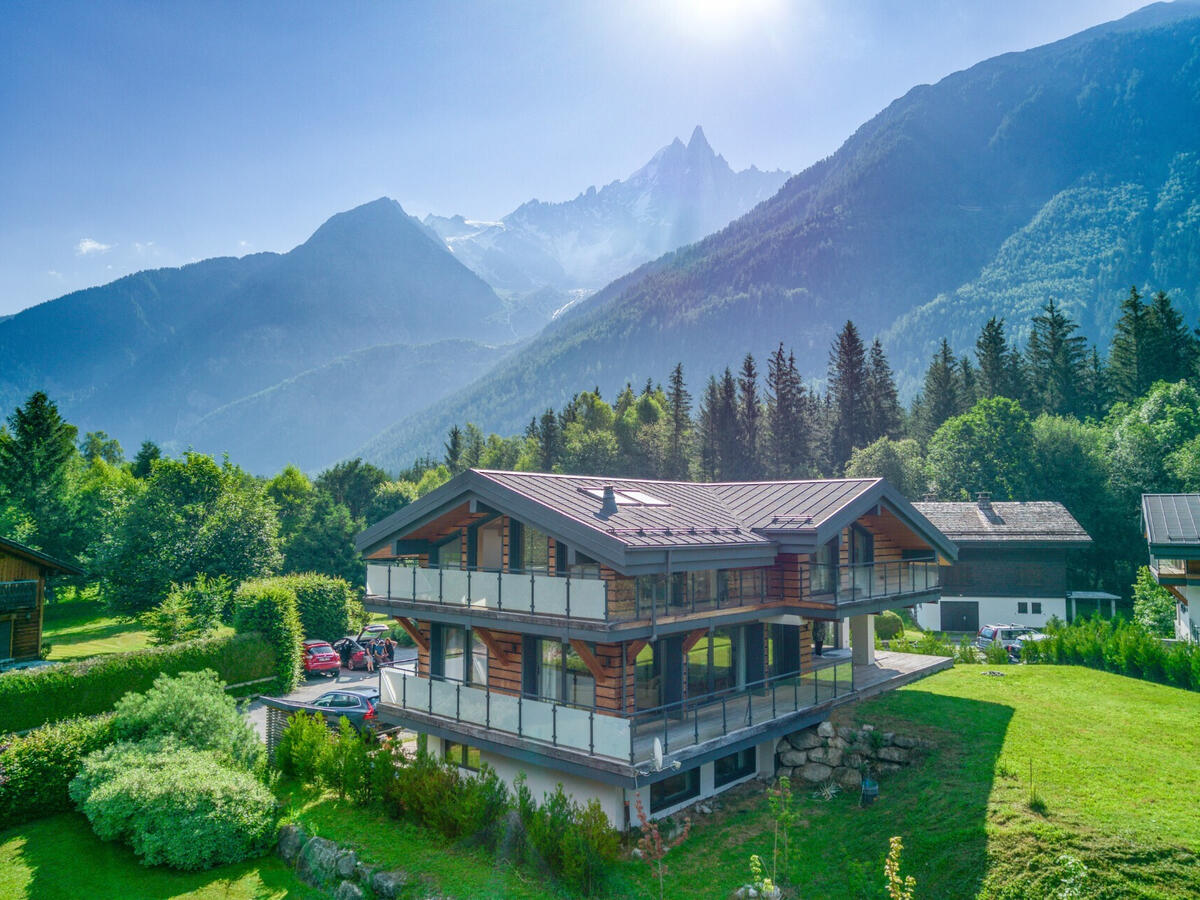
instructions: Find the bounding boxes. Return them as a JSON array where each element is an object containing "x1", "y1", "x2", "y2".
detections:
[
  {"x1": 0, "y1": 535, "x2": 85, "y2": 575},
  {"x1": 357, "y1": 469, "x2": 958, "y2": 571},
  {"x1": 912, "y1": 501, "x2": 1090, "y2": 547},
  {"x1": 1142, "y1": 494, "x2": 1200, "y2": 557}
]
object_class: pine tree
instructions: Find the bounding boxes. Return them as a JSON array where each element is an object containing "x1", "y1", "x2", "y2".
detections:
[
  {"x1": 444, "y1": 425, "x2": 464, "y2": 474},
  {"x1": 1147, "y1": 289, "x2": 1198, "y2": 385},
  {"x1": 766, "y1": 344, "x2": 793, "y2": 478},
  {"x1": 717, "y1": 368, "x2": 740, "y2": 480},
  {"x1": 737, "y1": 354, "x2": 763, "y2": 479},
  {"x1": 536, "y1": 408, "x2": 562, "y2": 472},
  {"x1": 1027, "y1": 299, "x2": 1089, "y2": 416},
  {"x1": 786, "y1": 352, "x2": 814, "y2": 476},
  {"x1": 864, "y1": 339, "x2": 902, "y2": 443},
  {"x1": 958, "y1": 357, "x2": 978, "y2": 412},
  {"x1": 130, "y1": 440, "x2": 162, "y2": 479},
  {"x1": 828, "y1": 321, "x2": 870, "y2": 473},
  {"x1": 975, "y1": 317, "x2": 1024, "y2": 400},
  {"x1": 914, "y1": 340, "x2": 960, "y2": 441},
  {"x1": 698, "y1": 376, "x2": 721, "y2": 481},
  {"x1": 665, "y1": 363, "x2": 692, "y2": 480},
  {"x1": 1108, "y1": 286, "x2": 1154, "y2": 403}
]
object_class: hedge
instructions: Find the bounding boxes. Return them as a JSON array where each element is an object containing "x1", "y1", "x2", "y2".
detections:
[
  {"x1": 0, "y1": 714, "x2": 117, "y2": 827},
  {"x1": 0, "y1": 631, "x2": 275, "y2": 735},
  {"x1": 1023, "y1": 617, "x2": 1200, "y2": 690},
  {"x1": 258, "y1": 573, "x2": 366, "y2": 643},
  {"x1": 234, "y1": 581, "x2": 303, "y2": 693}
]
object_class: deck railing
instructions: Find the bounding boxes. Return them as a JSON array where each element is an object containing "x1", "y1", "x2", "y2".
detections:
[
  {"x1": 366, "y1": 562, "x2": 608, "y2": 620},
  {"x1": 379, "y1": 660, "x2": 852, "y2": 766},
  {"x1": 808, "y1": 559, "x2": 940, "y2": 607}
]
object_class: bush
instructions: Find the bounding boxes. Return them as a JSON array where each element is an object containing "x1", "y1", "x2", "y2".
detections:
[
  {"x1": 515, "y1": 776, "x2": 619, "y2": 896},
  {"x1": 1027, "y1": 616, "x2": 1199, "y2": 691},
  {"x1": 984, "y1": 640, "x2": 1010, "y2": 665},
  {"x1": 0, "y1": 631, "x2": 275, "y2": 734},
  {"x1": 276, "y1": 710, "x2": 334, "y2": 782},
  {"x1": 913, "y1": 631, "x2": 955, "y2": 657},
  {"x1": 70, "y1": 742, "x2": 277, "y2": 870},
  {"x1": 141, "y1": 574, "x2": 232, "y2": 645},
  {"x1": 0, "y1": 714, "x2": 116, "y2": 826},
  {"x1": 234, "y1": 579, "x2": 303, "y2": 692},
  {"x1": 1132, "y1": 566, "x2": 1175, "y2": 637},
  {"x1": 875, "y1": 611, "x2": 904, "y2": 640},
  {"x1": 271, "y1": 573, "x2": 366, "y2": 642},
  {"x1": 110, "y1": 669, "x2": 263, "y2": 771},
  {"x1": 319, "y1": 718, "x2": 372, "y2": 800}
]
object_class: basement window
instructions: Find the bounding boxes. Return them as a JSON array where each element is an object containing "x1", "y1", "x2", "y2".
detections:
[
  {"x1": 650, "y1": 766, "x2": 700, "y2": 812},
  {"x1": 714, "y1": 748, "x2": 757, "y2": 787},
  {"x1": 444, "y1": 741, "x2": 480, "y2": 771}
]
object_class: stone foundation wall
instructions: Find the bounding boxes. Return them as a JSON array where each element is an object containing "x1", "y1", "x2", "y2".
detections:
[{"x1": 775, "y1": 720, "x2": 933, "y2": 789}]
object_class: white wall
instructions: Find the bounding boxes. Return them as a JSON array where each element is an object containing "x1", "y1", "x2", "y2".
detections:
[
  {"x1": 1177, "y1": 593, "x2": 1200, "y2": 642},
  {"x1": 913, "y1": 596, "x2": 1067, "y2": 632}
]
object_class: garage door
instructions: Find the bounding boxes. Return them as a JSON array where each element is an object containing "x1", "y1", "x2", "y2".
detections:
[{"x1": 940, "y1": 601, "x2": 979, "y2": 633}]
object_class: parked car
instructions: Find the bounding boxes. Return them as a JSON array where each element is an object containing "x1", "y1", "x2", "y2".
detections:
[
  {"x1": 973, "y1": 624, "x2": 1045, "y2": 660},
  {"x1": 308, "y1": 685, "x2": 381, "y2": 732},
  {"x1": 331, "y1": 637, "x2": 370, "y2": 670},
  {"x1": 302, "y1": 639, "x2": 341, "y2": 677}
]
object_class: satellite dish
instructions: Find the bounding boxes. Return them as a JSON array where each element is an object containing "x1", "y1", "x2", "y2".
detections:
[{"x1": 652, "y1": 738, "x2": 664, "y2": 772}]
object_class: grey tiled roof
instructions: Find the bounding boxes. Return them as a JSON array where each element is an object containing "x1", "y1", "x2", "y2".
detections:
[
  {"x1": 1142, "y1": 494, "x2": 1200, "y2": 547},
  {"x1": 912, "y1": 501, "x2": 1090, "y2": 545}
]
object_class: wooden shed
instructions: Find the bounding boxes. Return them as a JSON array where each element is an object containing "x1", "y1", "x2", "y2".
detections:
[{"x1": 0, "y1": 535, "x2": 84, "y2": 665}]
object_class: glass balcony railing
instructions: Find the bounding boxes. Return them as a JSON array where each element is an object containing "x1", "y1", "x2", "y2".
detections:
[
  {"x1": 379, "y1": 660, "x2": 853, "y2": 767},
  {"x1": 366, "y1": 563, "x2": 609, "y2": 620},
  {"x1": 807, "y1": 559, "x2": 940, "y2": 606}
]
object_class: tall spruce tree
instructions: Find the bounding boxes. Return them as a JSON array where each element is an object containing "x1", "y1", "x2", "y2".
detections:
[
  {"x1": 975, "y1": 317, "x2": 1024, "y2": 400},
  {"x1": 698, "y1": 376, "x2": 721, "y2": 480},
  {"x1": 865, "y1": 339, "x2": 902, "y2": 443},
  {"x1": 1026, "y1": 299, "x2": 1088, "y2": 416},
  {"x1": 914, "y1": 340, "x2": 960, "y2": 441},
  {"x1": 1108, "y1": 286, "x2": 1155, "y2": 403},
  {"x1": 536, "y1": 408, "x2": 562, "y2": 471},
  {"x1": 444, "y1": 425, "x2": 464, "y2": 473},
  {"x1": 736, "y1": 353, "x2": 763, "y2": 479},
  {"x1": 665, "y1": 362, "x2": 692, "y2": 480},
  {"x1": 828, "y1": 321, "x2": 870, "y2": 473},
  {"x1": 717, "y1": 368, "x2": 740, "y2": 480},
  {"x1": 0, "y1": 392, "x2": 79, "y2": 558},
  {"x1": 1147, "y1": 289, "x2": 1198, "y2": 385}
]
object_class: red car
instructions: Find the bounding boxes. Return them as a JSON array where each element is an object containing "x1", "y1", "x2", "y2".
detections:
[{"x1": 303, "y1": 640, "x2": 341, "y2": 677}]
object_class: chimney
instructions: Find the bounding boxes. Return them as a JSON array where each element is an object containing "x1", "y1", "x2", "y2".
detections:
[
  {"x1": 600, "y1": 485, "x2": 619, "y2": 517},
  {"x1": 976, "y1": 491, "x2": 992, "y2": 510}
]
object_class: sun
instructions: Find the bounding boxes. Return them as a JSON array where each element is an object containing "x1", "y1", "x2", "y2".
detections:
[{"x1": 666, "y1": 0, "x2": 786, "y2": 42}]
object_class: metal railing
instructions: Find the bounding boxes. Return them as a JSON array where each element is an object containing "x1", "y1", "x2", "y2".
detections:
[
  {"x1": 808, "y1": 559, "x2": 940, "y2": 605},
  {"x1": 379, "y1": 660, "x2": 852, "y2": 767},
  {"x1": 0, "y1": 580, "x2": 37, "y2": 613},
  {"x1": 366, "y1": 562, "x2": 608, "y2": 621}
]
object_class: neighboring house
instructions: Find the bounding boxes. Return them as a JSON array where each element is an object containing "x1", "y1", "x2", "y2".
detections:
[
  {"x1": 911, "y1": 493, "x2": 1095, "y2": 633},
  {"x1": 1142, "y1": 493, "x2": 1200, "y2": 642},
  {"x1": 355, "y1": 469, "x2": 957, "y2": 827},
  {"x1": 0, "y1": 535, "x2": 83, "y2": 665}
]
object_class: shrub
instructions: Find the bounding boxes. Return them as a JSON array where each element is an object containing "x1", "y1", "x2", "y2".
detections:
[
  {"x1": 234, "y1": 579, "x2": 303, "y2": 692},
  {"x1": 1027, "y1": 616, "x2": 1200, "y2": 691},
  {"x1": 110, "y1": 669, "x2": 263, "y2": 771},
  {"x1": 272, "y1": 573, "x2": 366, "y2": 642},
  {"x1": 319, "y1": 718, "x2": 371, "y2": 800},
  {"x1": 0, "y1": 631, "x2": 275, "y2": 734},
  {"x1": 142, "y1": 574, "x2": 232, "y2": 645},
  {"x1": 1132, "y1": 566, "x2": 1175, "y2": 637},
  {"x1": 275, "y1": 710, "x2": 333, "y2": 782},
  {"x1": 0, "y1": 714, "x2": 116, "y2": 826},
  {"x1": 955, "y1": 637, "x2": 980, "y2": 664},
  {"x1": 875, "y1": 611, "x2": 903, "y2": 640},
  {"x1": 914, "y1": 631, "x2": 955, "y2": 657},
  {"x1": 70, "y1": 742, "x2": 277, "y2": 870},
  {"x1": 984, "y1": 640, "x2": 1010, "y2": 665},
  {"x1": 516, "y1": 776, "x2": 618, "y2": 895}
]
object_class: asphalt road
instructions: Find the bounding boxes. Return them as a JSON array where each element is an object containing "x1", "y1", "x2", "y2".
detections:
[{"x1": 244, "y1": 647, "x2": 416, "y2": 739}]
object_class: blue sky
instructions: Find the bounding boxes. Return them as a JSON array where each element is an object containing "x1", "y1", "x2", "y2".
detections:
[{"x1": 0, "y1": 0, "x2": 1148, "y2": 315}]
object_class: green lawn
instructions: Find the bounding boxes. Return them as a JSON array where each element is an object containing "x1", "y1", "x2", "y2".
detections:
[
  {"x1": 41, "y1": 600, "x2": 153, "y2": 660},
  {"x1": 3, "y1": 665, "x2": 1197, "y2": 899},
  {"x1": 0, "y1": 812, "x2": 319, "y2": 900}
]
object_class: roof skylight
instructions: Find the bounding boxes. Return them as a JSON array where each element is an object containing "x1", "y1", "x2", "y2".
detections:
[{"x1": 580, "y1": 487, "x2": 670, "y2": 507}]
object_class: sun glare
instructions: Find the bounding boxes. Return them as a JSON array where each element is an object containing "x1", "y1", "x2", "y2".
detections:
[{"x1": 666, "y1": 0, "x2": 786, "y2": 43}]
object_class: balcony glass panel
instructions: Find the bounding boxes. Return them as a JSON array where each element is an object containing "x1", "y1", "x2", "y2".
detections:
[
  {"x1": 489, "y1": 692, "x2": 521, "y2": 733},
  {"x1": 521, "y1": 700, "x2": 554, "y2": 743}
]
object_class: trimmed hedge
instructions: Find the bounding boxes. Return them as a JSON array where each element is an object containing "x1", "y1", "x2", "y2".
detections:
[
  {"x1": 234, "y1": 580, "x2": 303, "y2": 693},
  {"x1": 0, "y1": 631, "x2": 275, "y2": 735},
  {"x1": 0, "y1": 714, "x2": 117, "y2": 827},
  {"x1": 1023, "y1": 617, "x2": 1200, "y2": 690},
  {"x1": 261, "y1": 573, "x2": 366, "y2": 643}
]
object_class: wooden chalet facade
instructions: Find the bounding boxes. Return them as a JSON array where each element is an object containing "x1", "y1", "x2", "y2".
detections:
[
  {"x1": 0, "y1": 535, "x2": 83, "y2": 665},
  {"x1": 1142, "y1": 493, "x2": 1200, "y2": 642},
  {"x1": 356, "y1": 470, "x2": 957, "y2": 826}
]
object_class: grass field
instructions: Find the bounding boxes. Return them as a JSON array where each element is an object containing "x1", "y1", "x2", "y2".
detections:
[
  {"x1": 41, "y1": 599, "x2": 153, "y2": 660},
  {"x1": 2, "y1": 665, "x2": 1197, "y2": 898}
]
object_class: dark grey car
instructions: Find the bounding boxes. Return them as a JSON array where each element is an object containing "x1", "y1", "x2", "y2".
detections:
[{"x1": 307, "y1": 685, "x2": 381, "y2": 732}]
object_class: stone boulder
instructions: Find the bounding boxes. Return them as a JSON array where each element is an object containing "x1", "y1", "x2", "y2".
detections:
[
  {"x1": 808, "y1": 746, "x2": 843, "y2": 768},
  {"x1": 877, "y1": 763, "x2": 903, "y2": 775},
  {"x1": 837, "y1": 726, "x2": 856, "y2": 742},
  {"x1": 277, "y1": 824, "x2": 307, "y2": 863},
  {"x1": 798, "y1": 762, "x2": 833, "y2": 783},
  {"x1": 776, "y1": 737, "x2": 792, "y2": 754},
  {"x1": 778, "y1": 749, "x2": 807, "y2": 767},
  {"x1": 893, "y1": 734, "x2": 919, "y2": 749},
  {"x1": 817, "y1": 721, "x2": 835, "y2": 738},
  {"x1": 373, "y1": 870, "x2": 413, "y2": 899},
  {"x1": 834, "y1": 767, "x2": 863, "y2": 789},
  {"x1": 297, "y1": 837, "x2": 340, "y2": 888},
  {"x1": 843, "y1": 752, "x2": 865, "y2": 770},
  {"x1": 335, "y1": 850, "x2": 358, "y2": 879},
  {"x1": 355, "y1": 862, "x2": 376, "y2": 884},
  {"x1": 334, "y1": 881, "x2": 365, "y2": 900},
  {"x1": 788, "y1": 729, "x2": 823, "y2": 750},
  {"x1": 876, "y1": 746, "x2": 909, "y2": 764}
]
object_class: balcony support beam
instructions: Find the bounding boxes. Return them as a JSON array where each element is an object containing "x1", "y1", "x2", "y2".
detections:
[
  {"x1": 569, "y1": 639, "x2": 605, "y2": 682},
  {"x1": 393, "y1": 616, "x2": 429, "y2": 652},
  {"x1": 681, "y1": 628, "x2": 708, "y2": 654},
  {"x1": 475, "y1": 626, "x2": 517, "y2": 666},
  {"x1": 625, "y1": 639, "x2": 647, "y2": 665}
]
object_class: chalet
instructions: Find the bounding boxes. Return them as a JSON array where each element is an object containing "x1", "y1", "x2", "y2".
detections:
[
  {"x1": 355, "y1": 470, "x2": 957, "y2": 827},
  {"x1": 0, "y1": 535, "x2": 83, "y2": 666},
  {"x1": 911, "y1": 493, "x2": 1097, "y2": 633},
  {"x1": 1142, "y1": 493, "x2": 1200, "y2": 642}
]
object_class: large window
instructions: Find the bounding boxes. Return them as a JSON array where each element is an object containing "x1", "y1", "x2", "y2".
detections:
[
  {"x1": 434, "y1": 625, "x2": 487, "y2": 686},
  {"x1": 444, "y1": 741, "x2": 480, "y2": 771},
  {"x1": 768, "y1": 624, "x2": 801, "y2": 677},
  {"x1": 811, "y1": 537, "x2": 839, "y2": 595},
  {"x1": 686, "y1": 627, "x2": 741, "y2": 698},
  {"x1": 435, "y1": 533, "x2": 463, "y2": 570},
  {"x1": 650, "y1": 767, "x2": 700, "y2": 812},
  {"x1": 525, "y1": 638, "x2": 596, "y2": 707},
  {"x1": 522, "y1": 525, "x2": 550, "y2": 573},
  {"x1": 714, "y1": 748, "x2": 757, "y2": 787},
  {"x1": 634, "y1": 642, "x2": 660, "y2": 710}
]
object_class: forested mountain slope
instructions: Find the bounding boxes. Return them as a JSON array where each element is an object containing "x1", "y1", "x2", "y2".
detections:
[
  {"x1": 0, "y1": 198, "x2": 509, "y2": 470},
  {"x1": 360, "y1": 2, "x2": 1200, "y2": 470}
]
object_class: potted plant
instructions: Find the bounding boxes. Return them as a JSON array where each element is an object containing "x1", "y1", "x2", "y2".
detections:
[{"x1": 860, "y1": 761, "x2": 879, "y2": 807}]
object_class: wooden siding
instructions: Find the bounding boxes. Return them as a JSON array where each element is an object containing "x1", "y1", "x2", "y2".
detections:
[
  {"x1": 942, "y1": 548, "x2": 1068, "y2": 597},
  {"x1": 1, "y1": 549, "x2": 45, "y2": 661}
]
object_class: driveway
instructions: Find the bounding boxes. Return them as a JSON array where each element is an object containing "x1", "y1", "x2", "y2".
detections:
[{"x1": 244, "y1": 647, "x2": 416, "y2": 739}]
